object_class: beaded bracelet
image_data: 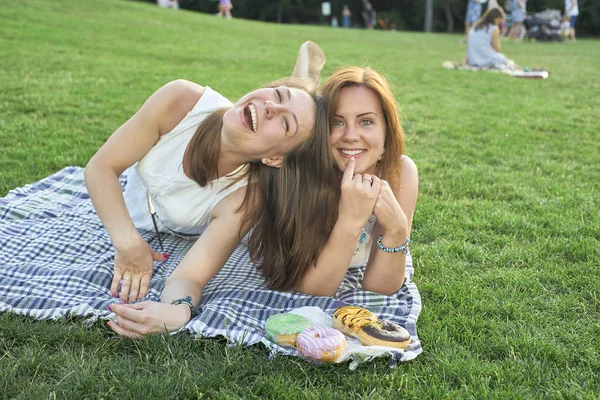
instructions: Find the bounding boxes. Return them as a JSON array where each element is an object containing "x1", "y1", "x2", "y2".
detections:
[
  {"x1": 171, "y1": 296, "x2": 198, "y2": 318},
  {"x1": 376, "y1": 235, "x2": 411, "y2": 255}
]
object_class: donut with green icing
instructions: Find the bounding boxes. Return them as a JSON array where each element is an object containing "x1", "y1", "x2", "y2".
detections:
[{"x1": 264, "y1": 313, "x2": 312, "y2": 347}]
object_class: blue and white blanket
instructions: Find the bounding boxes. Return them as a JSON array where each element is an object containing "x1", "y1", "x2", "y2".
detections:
[{"x1": 0, "y1": 167, "x2": 422, "y2": 366}]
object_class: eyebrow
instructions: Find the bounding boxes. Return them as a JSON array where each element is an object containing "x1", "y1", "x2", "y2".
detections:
[
  {"x1": 334, "y1": 112, "x2": 378, "y2": 118},
  {"x1": 357, "y1": 112, "x2": 378, "y2": 118},
  {"x1": 287, "y1": 87, "x2": 299, "y2": 135}
]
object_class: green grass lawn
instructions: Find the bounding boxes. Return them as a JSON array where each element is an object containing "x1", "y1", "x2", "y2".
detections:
[{"x1": 1, "y1": 0, "x2": 599, "y2": 398}]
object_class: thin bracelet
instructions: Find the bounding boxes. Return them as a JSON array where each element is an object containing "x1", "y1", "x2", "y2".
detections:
[
  {"x1": 376, "y1": 235, "x2": 411, "y2": 255},
  {"x1": 170, "y1": 296, "x2": 198, "y2": 318}
]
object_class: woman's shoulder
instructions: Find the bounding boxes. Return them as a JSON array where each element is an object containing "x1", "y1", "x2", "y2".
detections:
[
  {"x1": 390, "y1": 155, "x2": 418, "y2": 196},
  {"x1": 154, "y1": 80, "x2": 206, "y2": 135},
  {"x1": 477, "y1": 23, "x2": 498, "y2": 35},
  {"x1": 400, "y1": 155, "x2": 418, "y2": 181},
  {"x1": 389, "y1": 155, "x2": 418, "y2": 210},
  {"x1": 401, "y1": 154, "x2": 417, "y2": 168},
  {"x1": 160, "y1": 79, "x2": 206, "y2": 108}
]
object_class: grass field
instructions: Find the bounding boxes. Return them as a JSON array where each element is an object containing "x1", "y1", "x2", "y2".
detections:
[{"x1": 1, "y1": 0, "x2": 599, "y2": 398}]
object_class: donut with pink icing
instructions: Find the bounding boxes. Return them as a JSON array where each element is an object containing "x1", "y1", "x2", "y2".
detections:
[{"x1": 297, "y1": 327, "x2": 347, "y2": 362}]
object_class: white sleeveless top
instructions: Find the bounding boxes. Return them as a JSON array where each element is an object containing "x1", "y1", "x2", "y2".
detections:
[{"x1": 123, "y1": 86, "x2": 248, "y2": 239}]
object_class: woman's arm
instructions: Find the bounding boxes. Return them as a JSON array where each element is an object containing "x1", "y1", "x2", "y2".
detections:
[
  {"x1": 295, "y1": 157, "x2": 418, "y2": 296},
  {"x1": 108, "y1": 188, "x2": 252, "y2": 337},
  {"x1": 160, "y1": 188, "x2": 250, "y2": 305},
  {"x1": 294, "y1": 157, "x2": 380, "y2": 296},
  {"x1": 362, "y1": 156, "x2": 419, "y2": 295},
  {"x1": 85, "y1": 80, "x2": 204, "y2": 302},
  {"x1": 492, "y1": 26, "x2": 501, "y2": 52}
]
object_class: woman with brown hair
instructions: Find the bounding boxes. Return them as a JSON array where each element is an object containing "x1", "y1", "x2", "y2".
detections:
[
  {"x1": 86, "y1": 69, "x2": 340, "y2": 336},
  {"x1": 467, "y1": 7, "x2": 517, "y2": 68},
  {"x1": 286, "y1": 66, "x2": 419, "y2": 297}
]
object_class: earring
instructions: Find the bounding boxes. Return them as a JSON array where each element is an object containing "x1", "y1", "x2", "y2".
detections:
[{"x1": 376, "y1": 149, "x2": 384, "y2": 168}]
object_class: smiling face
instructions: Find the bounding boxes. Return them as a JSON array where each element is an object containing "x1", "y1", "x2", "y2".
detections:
[
  {"x1": 222, "y1": 86, "x2": 316, "y2": 166},
  {"x1": 330, "y1": 85, "x2": 386, "y2": 175}
]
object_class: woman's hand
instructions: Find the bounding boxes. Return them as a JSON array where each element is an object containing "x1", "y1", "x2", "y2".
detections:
[
  {"x1": 111, "y1": 235, "x2": 167, "y2": 303},
  {"x1": 107, "y1": 301, "x2": 191, "y2": 338},
  {"x1": 373, "y1": 180, "x2": 408, "y2": 237},
  {"x1": 338, "y1": 157, "x2": 381, "y2": 230}
]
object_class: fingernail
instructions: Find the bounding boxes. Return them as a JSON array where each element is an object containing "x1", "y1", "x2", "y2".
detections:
[
  {"x1": 162, "y1": 253, "x2": 169, "y2": 260},
  {"x1": 112, "y1": 292, "x2": 117, "y2": 297},
  {"x1": 108, "y1": 304, "x2": 113, "y2": 311}
]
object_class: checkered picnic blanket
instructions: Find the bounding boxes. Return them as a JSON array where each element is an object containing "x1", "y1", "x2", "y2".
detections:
[{"x1": 0, "y1": 167, "x2": 422, "y2": 365}]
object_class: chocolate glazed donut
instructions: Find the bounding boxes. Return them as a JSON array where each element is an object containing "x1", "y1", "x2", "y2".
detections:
[{"x1": 357, "y1": 320, "x2": 411, "y2": 349}]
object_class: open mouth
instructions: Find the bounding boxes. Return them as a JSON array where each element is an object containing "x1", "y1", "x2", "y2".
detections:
[
  {"x1": 339, "y1": 149, "x2": 366, "y2": 157},
  {"x1": 243, "y1": 104, "x2": 258, "y2": 133}
]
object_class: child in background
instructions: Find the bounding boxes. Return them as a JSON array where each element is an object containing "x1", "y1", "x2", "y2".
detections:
[
  {"x1": 216, "y1": 0, "x2": 233, "y2": 19},
  {"x1": 561, "y1": 15, "x2": 571, "y2": 39},
  {"x1": 157, "y1": 0, "x2": 179, "y2": 9},
  {"x1": 342, "y1": 5, "x2": 352, "y2": 28}
]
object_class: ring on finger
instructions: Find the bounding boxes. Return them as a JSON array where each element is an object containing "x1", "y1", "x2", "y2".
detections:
[{"x1": 363, "y1": 176, "x2": 373, "y2": 184}]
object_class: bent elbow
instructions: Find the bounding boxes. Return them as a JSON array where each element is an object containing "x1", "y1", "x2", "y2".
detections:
[
  {"x1": 362, "y1": 280, "x2": 404, "y2": 296},
  {"x1": 380, "y1": 287, "x2": 401, "y2": 296},
  {"x1": 293, "y1": 283, "x2": 337, "y2": 298},
  {"x1": 83, "y1": 159, "x2": 96, "y2": 186},
  {"x1": 363, "y1": 286, "x2": 400, "y2": 296}
]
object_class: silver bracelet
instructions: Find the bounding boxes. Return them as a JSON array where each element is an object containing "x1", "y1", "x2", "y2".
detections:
[{"x1": 376, "y1": 235, "x2": 411, "y2": 254}]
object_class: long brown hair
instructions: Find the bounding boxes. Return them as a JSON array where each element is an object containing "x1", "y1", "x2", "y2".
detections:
[
  {"x1": 474, "y1": 7, "x2": 506, "y2": 31},
  {"x1": 248, "y1": 87, "x2": 338, "y2": 291},
  {"x1": 185, "y1": 78, "x2": 338, "y2": 292},
  {"x1": 321, "y1": 66, "x2": 405, "y2": 191}
]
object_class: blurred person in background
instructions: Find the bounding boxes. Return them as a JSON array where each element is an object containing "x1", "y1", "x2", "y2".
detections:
[
  {"x1": 509, "y1": 0, "x2": 526, "y2": 40},
  {"x1": 465, "y1": 0, "x2": 483, "y2": 41},
  {"x1": 157, "y1": 0, "x2": 179, "y2": 9},
  {"x1": 467, "y1": 7, "x2": 518, "y2": 69},
  {"x1": 216, "y1": 0, "x2": 233, "y2": 19},
  {"x1": 564, "y1": 0, "x2": 579, "y2": 41},
  {"x1": 362, "y1": 1, "x2": 376, "y2": 30},
  {"x1": 487, "y1": 0, "x2": 507, "y2": 35},
  {"x1": 342, "y1": 4, "x2": 352, "y2": 28}
]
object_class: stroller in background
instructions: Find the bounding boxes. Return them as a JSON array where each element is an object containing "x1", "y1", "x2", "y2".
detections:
[{"x1": 524, "y1": 9, "x2": 563, "y2": 42}]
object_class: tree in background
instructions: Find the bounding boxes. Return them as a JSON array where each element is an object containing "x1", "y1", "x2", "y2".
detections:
[{"x1": 140, "y1": 0, "x2": 598, "y2": 36}]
